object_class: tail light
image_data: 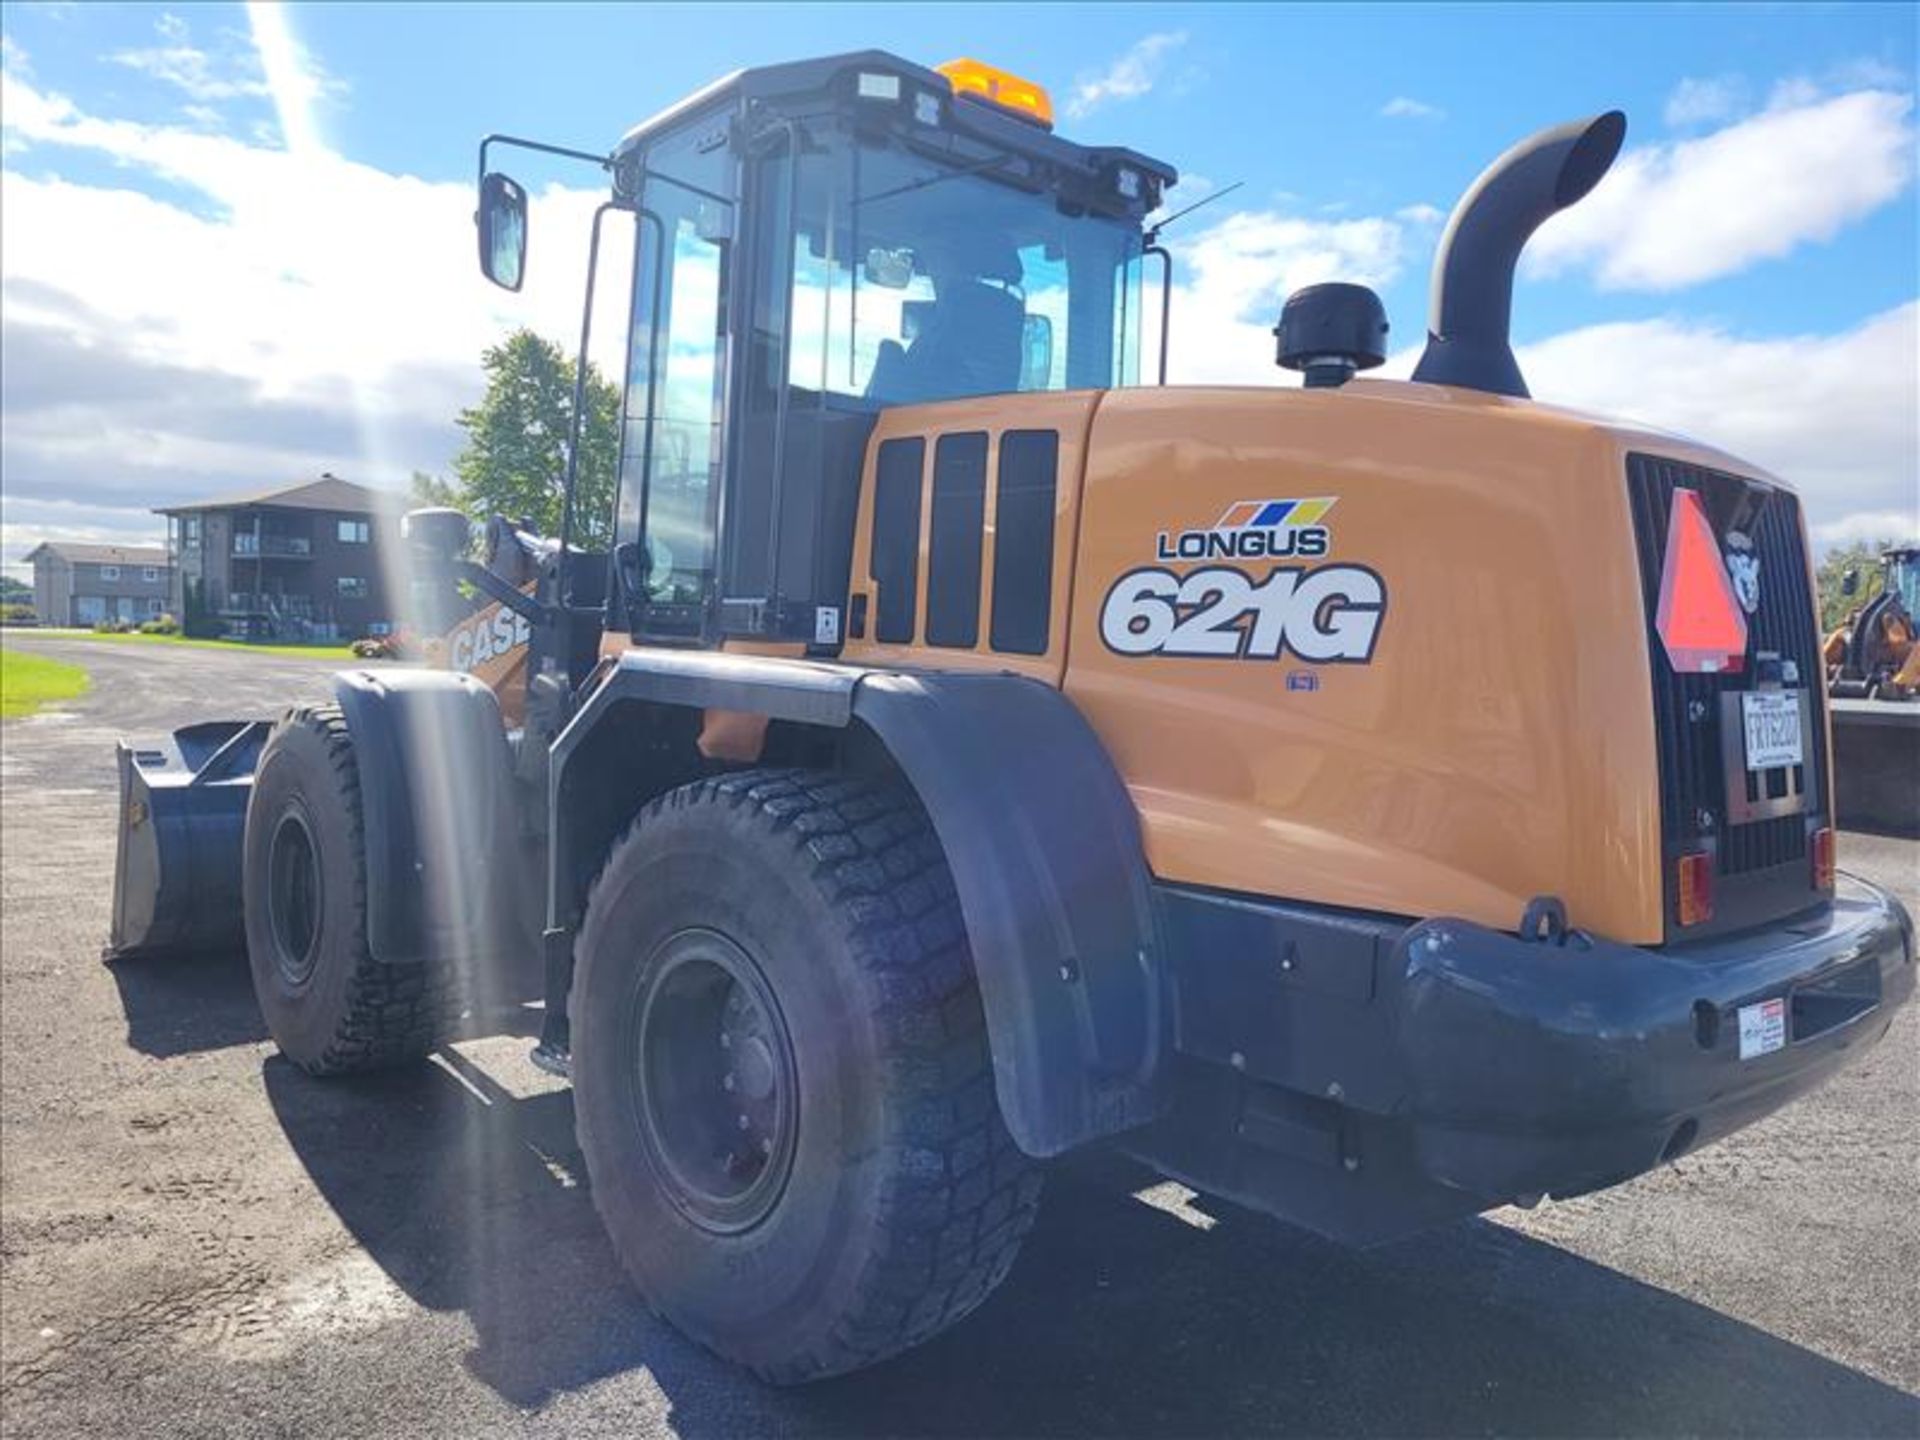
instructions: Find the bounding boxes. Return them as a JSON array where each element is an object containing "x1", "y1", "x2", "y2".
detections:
[
  {"x1": 1676, "y1": 851, "x2": 1715, "y2": 927},
  {"x1": 1811, "y1": 826, "x2": 1836, "y2": 892}
]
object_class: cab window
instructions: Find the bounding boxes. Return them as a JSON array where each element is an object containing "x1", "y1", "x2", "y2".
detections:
[
  {"x1": 783, "y1": 144, "x2": 1143, "y2": 407},
  {"x1": 619, "y1": 127, "x2": 734, "y2": 633}
]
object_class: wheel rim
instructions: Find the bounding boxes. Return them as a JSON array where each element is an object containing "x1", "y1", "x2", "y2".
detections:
[
  {"x1": 629, "y1": 929, "x2": 799, "y2": 1235},
  {"x1": 266, "y1": 806, "x2": 323, "y2": 987}
]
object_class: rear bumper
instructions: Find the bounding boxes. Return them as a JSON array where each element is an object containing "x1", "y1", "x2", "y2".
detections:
[
  {"x1": 1396, "y1": 875, "x2": 1914, "y2": 1199},
  {"x1": 1139, "y1": 875, "x2": 1913, "y2": 1243}
]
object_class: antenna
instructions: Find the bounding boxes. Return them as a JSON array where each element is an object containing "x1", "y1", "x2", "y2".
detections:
[{"x1": 1145, "y1": 180, "x2": 1243, "y2": 245}]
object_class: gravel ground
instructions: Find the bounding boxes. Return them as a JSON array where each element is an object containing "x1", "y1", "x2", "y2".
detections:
[{"x1": 2, "y1": 633, "x2": 1916, "y2": 1438}]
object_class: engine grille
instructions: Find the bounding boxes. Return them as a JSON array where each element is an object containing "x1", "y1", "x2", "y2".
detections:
[{"x1": 1625, "y1": 453, "x2": 1829, "y2": 891}]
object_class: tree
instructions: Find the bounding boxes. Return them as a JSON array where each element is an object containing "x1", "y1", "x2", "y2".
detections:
[
  {"x1": 1816, "y1": 538, "x2": 1895, "y2": 633},
  {"x1": 0, "y1": 575, "x2": 29, "y2": 603},
  {"x1": 408, "y1": 470, "x2": 461, "y2": 510},
  {"x1": 451, "y1": 330, "x2": 621, "y2": 548}
]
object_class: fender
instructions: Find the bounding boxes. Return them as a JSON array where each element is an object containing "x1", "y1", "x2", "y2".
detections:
[
  {"x1": 331, "y1": 669, "x2": 532, "y2": 965},
  {"x1": 549, "y1": 651, "x2": 1165, "y2": 1156},
  {"x1": 851, "y1": 671, "x2": 1164, "y2": 1155}
]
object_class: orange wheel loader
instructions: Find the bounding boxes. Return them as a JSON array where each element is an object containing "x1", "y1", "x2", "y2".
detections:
[
  {"x1": 1825, "y1": 545, "x2": 1920, "y2": 700},
  {"x1": 107, "y1": 52, "x2": 1914, "y2": 1383}
]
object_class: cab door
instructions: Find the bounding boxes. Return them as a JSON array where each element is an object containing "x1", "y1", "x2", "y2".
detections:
[{"x1": 617, "y1": 120, "x2": 736, "y2": 642}]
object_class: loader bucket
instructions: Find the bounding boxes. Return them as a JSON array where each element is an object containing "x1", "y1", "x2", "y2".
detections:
[{"x1": 108, "y1": 720, "x2": 269, "y2": 960}]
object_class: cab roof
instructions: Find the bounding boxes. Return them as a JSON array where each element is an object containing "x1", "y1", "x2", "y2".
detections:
[{"x1": 611, "y1": 49, "x2": 1177, "y2": 198}]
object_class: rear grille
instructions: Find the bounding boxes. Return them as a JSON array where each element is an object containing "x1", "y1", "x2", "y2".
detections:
[{"x1": 1625, "y1": 454, "x2": 1829, "y2": 891}]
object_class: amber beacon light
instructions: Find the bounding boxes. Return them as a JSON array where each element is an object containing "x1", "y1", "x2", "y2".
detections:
[{"x1": 937, "y1": 58, "x2": 1055, "y2": 128}]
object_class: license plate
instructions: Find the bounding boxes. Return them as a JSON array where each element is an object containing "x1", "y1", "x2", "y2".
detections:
[
  {"x1": 1738, "y1": 998, "x2": 1786, "y2": 1059},
  {"x1": 1740, "y1": 691, "x2": 1803, "y2": 771}
]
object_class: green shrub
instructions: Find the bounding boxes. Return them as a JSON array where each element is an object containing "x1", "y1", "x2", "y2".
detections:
[
  {"x1": 0, "y1": 603, "x2": 37, "y2": 626},
  {"x1": 138, "y1": 614, "x2": 181, "y2": 635},
  {"x1": 92, "y1": 619, "x2": 136, "y2": 634}
]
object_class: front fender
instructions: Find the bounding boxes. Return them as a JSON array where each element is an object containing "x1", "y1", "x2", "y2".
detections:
[{"x1": 331, "y1": 668, "x2": 529, "y2": 965}]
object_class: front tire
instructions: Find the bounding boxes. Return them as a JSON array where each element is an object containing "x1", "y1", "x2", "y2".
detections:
[
  {"x1": 571, "y1": 769, "x2": 1041, "y2": 1383},
  {"x1": 242, "y1": 706, "x2": 457, "y2": 1074}
]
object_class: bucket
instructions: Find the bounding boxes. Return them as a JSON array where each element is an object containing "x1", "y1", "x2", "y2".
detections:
[{"x1": 108, "y1": 720, "x2": 269, "y2": 959}]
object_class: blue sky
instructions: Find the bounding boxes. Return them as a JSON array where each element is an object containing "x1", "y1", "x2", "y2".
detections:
[{"x1": 2, "y1": 2, "x2": 1915, "y2": 573}]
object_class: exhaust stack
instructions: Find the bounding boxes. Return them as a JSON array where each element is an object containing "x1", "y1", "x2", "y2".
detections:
[{"x1": 1412, "y1": 110, "x2": 1626, "y2": 399}]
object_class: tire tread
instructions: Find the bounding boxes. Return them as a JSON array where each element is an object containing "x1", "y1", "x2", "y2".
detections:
[
  {"x1": 268, "y1": 705, "x2": 460, "y2": 1074},
  {"x1": 574, "y1": 767, "x2": 1041, "y2": 1383}
]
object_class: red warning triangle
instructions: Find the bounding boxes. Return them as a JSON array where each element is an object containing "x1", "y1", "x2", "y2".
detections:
[{"x1": 1655, "y1": 487, "x2": 1748, "y2": 674}]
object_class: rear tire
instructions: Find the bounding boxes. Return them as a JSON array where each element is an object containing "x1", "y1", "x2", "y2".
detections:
[
  {"x1": 242, "y1": 706, "x2": 457, "y2": 1074},
  {"x1": 571, "y1": 769, "x2": 1041, "y2": 1384}
]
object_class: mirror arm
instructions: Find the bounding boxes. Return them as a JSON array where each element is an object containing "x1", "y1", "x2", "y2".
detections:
[{"x1": 476, "y1": 133, "x2": 612, "y2": 191}]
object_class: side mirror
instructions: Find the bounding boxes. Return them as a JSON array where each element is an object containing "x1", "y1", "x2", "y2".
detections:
[
  {"x1": 1020, "y1": 314, "x2": 1054, "y2": 390},
  {"x1": 1841, "y1": 567, "x2": 1860, "y2": 597},
  {"x1": 477, "y1": 172, "x2": 528, "y2": 291}
]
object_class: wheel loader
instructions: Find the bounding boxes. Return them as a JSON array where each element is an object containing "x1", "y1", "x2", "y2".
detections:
[
  {"x1": 109, "y1": 51, "x2": 1914, "y2": 1383},
  {"x1": 1825, "y1": 545, "x2": 1920, "y2": 701}
]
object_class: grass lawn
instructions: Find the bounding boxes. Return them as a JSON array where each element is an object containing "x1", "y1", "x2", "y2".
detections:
[
  {"x1": 31, "y1": 629, "x2": 357, "y2": 661},
  {"x1": 0, "y1": 648, "x2": 91, "y2": 718}
]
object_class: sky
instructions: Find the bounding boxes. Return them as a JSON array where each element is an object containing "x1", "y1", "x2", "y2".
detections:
[{"x1": 2, "y1": 1, "x2": 1915, "y2": 580}]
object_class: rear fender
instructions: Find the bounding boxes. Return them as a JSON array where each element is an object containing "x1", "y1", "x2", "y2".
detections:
[{"x1": 549, "y1": 651, "x2": 1164, "y2": 1156}]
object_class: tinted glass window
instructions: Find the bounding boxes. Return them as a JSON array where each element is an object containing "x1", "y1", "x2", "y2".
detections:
[
  {"x1": 782, "y1": 143, "x2": 1143, "y2": 408},
  {"x1": 619, "y1": 127, "x2": 734, "y2": 630}
]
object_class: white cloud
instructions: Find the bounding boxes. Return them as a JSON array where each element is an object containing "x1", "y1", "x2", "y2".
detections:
[
  {"x1": 1530, "y1": 86, "x2": 1916, "y2": 291},
  {"x1": 1813, "y1": 511, "x2": 1919, "y2": 548},
  {"x1": 99, "y1": 6, "x2": 343, "y2": 134},
  {"x1": 1066, "y1": 32, "x2": 1187, "y2": 119},
  {"x1": 1395, "y1": 202, "x2": 1445, "y2": 226},
  {"x1": 1381, "y1": 97, "x2": 1444, "y2": 121},
  {"x1": 0, "y1": 59, "x2": 624, "y2": 570},
  {"x1": 104, "y1": 10, "x2": 270, "y2": 104},
  {"x1": 1155, "y1": 210, "x2": 1409, "y2": 384},
  {"x1": 1518, "y1": 303, "x2": 1918, "y2": 545},
  {"x1": 1664, "y1": 75, "x2": 1745, "y2": 128}
]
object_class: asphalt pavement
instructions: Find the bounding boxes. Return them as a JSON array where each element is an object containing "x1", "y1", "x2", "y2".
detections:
[{"x1": 2, "y1": 633, "x2": 1916, "y2": 1437}]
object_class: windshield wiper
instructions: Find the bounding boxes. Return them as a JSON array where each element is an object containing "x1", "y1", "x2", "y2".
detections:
[{"x1": 854, "y1": 152, "x2": 1018, "y2": 209}]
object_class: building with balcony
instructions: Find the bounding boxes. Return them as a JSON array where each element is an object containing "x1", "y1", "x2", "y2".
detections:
[
  {"x1": 158, "y1": 473, "x2": 399, "y2": 641},
  {"x1": 22, "y1": 542, "x2": 173, "y2": 626}
]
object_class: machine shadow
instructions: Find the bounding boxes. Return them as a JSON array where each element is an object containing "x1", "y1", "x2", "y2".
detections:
[
  {"x1": 107, "y1": 943, "x2": 269, "y2": 1057},
  {"x1": 264, "y1": 1052, "x2": 1919, "y2": 1437}
]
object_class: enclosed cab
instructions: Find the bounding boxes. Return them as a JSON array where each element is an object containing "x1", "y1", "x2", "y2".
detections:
[{"x1": 111, "y1": 49, "x2": 1913, "y2": 1385}]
